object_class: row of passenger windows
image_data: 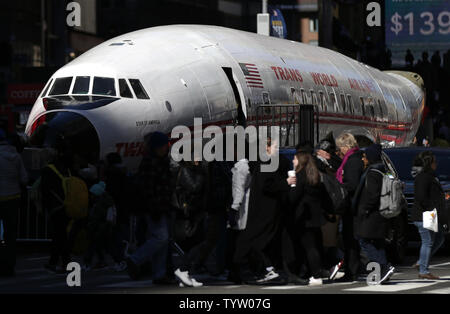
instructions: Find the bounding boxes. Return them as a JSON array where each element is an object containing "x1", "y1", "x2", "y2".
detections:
[
  {"x1": 292, "y1": 88, "x2": 387, "y2": 119},
  {"x1": 41, "y1": 76, "x2": 150, "y2": 100}
]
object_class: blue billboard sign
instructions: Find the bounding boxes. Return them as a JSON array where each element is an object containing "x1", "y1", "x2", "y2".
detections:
[
  {"x1": 386, "y1": 0, "x2": 450, "y2": 66},
  {"x1": 269, "y1": 7, "x2": 287, "y2": 39}
]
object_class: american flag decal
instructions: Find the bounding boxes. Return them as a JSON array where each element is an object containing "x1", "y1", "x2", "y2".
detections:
[{"x1": 239, "y1": 63, "x2": 264, "y2": 89}]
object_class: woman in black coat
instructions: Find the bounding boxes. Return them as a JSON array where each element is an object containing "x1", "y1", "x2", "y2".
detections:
[
  {"x1": 288, "y1": 151, "x2": 333, "y2": 285},
  {"x1": 335, "y1": 133, "x2": 365, "y2": 281},
  {"x1": 410, "y1": 151, "x2": 447, "y2": 280},
  {"x1": 232, "y1": 138, "x2": 291, "y2": 284},
  {"x1": 354, "y1": 144, "x2": 394, "y2": 284}
]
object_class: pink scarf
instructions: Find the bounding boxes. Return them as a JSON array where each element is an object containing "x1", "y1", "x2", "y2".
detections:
[{"x1": 336, "y1": 147, "x2": 359, "y2": 184}]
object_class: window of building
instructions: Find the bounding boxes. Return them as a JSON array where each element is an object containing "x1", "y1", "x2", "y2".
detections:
[
  {"x1": 72, "y1": 76, "x2": 90, "y2": 94},
  {"x1": 129, "y1": 79, "x2": 150, "y2": 99},
  {"x1": 119, "y1": 79, "x2": 133, "y2": 98},
  {"x1": 49, "y1": 77, "x2": 73, "y2": 96},
  {"x1": 93, "y1": 77, "x2": 116, "y2": 96},
  {"x1": 309, "y1": 18, "x2": 319, "y2": 33}
]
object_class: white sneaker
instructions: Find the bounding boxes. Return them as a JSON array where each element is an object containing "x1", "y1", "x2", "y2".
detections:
[
  {"x1": 334, "y1": 271, "x2": 345, "y2": 280},
  {"x1": 191, "y1": 278, "x2": 204, "y2": 287},
  {"x1": 309, "y1": 277, "x2": 323, "y2": 286},
  {"x1": 174, "y1": 268, "x2": 194, "y2": 287}
]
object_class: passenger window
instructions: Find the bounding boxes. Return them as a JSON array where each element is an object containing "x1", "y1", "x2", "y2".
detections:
[
  {"x1": 93, "y1": 77, "x2": 116, "y2": 96},
  {"x1": 119, "y1": 79, "x2": 133, "y2": 98},
  {"x1": 340, "y1": 94, "x2": 346, "y2": 112},
  {"x1": 378, "y1": 99, "x2": 384, "y2": 118},
  {"x1": 347, "y1": 95, "x2": 354, "y2": 115},
  {"x1": 360, "y1": 97, "x2": 365, "y2": 116},
  {"x1": 129, "y1": 79, "x2": 149, "y2": 99},
  {"x1": 49, "y1": 77, "x2": 73, "y2": 96},
  {"x1": 41, "y1": 79, "x2": 53, "y2": 97},
  {"x1": 329, "y1": 93, "x2": 337, "y2": 111},
  {"x1": 319, "y1": 91, "x2": 327, "y2": 112},
  {"x1": 72, "y1": 76, "x2": 90, "y2": 94},
  {"x1": 301, "y1": 89, "x2": 307, "y2": 104}
]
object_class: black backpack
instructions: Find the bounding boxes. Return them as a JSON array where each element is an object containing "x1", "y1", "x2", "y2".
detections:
[{"x1": 320, "y1": 172, "x2": 348, "y2": 215}]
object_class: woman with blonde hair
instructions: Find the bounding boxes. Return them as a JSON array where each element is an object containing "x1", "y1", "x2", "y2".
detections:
[
  {"x1": 334, "y1": 133, "x2": 365, "y2": 282},
  {"x1": 287, "y1": 151, "x2": 333, "y2": 286}
]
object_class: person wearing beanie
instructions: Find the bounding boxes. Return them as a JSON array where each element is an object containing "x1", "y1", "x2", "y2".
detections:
[
  {"x1": 355, "y1": 144, "x2": 395, "y2": 284},
  {"x1": 0, "y1": 128, "x2": 28, "y2": 277},
  {"x1": 126, "y1": 131, "x2": 174, "y2": 284}
]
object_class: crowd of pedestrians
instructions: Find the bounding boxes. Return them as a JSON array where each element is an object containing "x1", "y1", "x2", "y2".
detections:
[{"x1": 0, "y1": 127, "x2": 448, "y2": 288}]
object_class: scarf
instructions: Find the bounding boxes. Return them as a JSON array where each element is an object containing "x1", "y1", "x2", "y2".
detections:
[{"x1": 336, "y1": 147, "x2": 359, "y2": 184}]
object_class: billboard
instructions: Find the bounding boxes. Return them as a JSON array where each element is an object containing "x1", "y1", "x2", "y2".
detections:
[
  {"x1": 386, "y1": 0, "x2": 450, "y2": 67},
  {"x1": 270, "y1": 7, "x2": 288, "y2": 39}
]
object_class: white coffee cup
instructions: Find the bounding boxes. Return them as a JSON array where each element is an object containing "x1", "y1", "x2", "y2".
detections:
[{"x1": 288, "y1": 170, "x2": 296, "y2": 187}]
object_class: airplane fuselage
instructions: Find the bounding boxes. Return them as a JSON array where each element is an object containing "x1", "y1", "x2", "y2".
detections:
[{"x1": 26, "y1": 25, "x2": 425, "y2": 172}]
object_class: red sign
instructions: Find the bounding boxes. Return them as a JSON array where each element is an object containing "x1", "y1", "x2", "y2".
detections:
[{"x1": 7, "y1": 84, "x2": 45, "y2": 105}]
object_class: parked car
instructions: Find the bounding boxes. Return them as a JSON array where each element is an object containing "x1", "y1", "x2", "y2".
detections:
[{"x1": 384, "y1": 147, "x2": 450, "y2": 246}]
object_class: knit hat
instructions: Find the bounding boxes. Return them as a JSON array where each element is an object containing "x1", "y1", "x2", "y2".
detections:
[
  {"x1": 364, "y1": 144, "x2": 382, "y2": 164},
  {"x1": 147, "y1": 131, "x2": 169, "y2": 150},
  {"x1": 316, "y1": 132, "x2": 336, "y2": 154},
  {"x1": 89, "y1": 181, "x2": 106, "y2": 196}
]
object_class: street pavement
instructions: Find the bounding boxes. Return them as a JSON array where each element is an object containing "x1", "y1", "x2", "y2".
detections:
[{"x1": 3, "y1": 251, "x2": 450, "y2": 294}]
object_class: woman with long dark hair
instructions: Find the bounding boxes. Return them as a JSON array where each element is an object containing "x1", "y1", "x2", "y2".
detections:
[
  {"x1": 411, "y1": 151, "x2": 448, "y2": 280},
  {"x1": 288, "y1": 151, "x2": 333, "y2": 286}
]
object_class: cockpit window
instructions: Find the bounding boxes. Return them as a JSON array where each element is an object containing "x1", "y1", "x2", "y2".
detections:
[
  {"x1": 93, "y1": 77, "x2": 116, "y2": 96},
  {"x1": 41, "y1": 79, "x2": 53, "y2": 97},
  {"x1": 72, "y1": 76, "x2": 90, "y2": 94},
  {"x1": 129, "y1": 79, "x2": 149, "y2": 99},
  {"x1": 49, "y1": 77, "x2": 73, "y2": 96},
  {"x1": 119, "y1": 79, "x2": 133, "y2": 98}
]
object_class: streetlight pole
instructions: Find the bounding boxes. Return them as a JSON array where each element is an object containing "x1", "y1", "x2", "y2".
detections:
[
  {"x1": 262, "y1": 0, "x2": 268, "y2": 14},
  {"x1": 257, "y1": 0, "x2": 270, "y2": 35}
]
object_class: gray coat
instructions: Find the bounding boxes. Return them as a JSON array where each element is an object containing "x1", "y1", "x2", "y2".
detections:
[
  {"x1": 230, "y1": 159, "x2": 251, "y2": 230},
  {"x1": 0, "y1": 142, "x2": 28, "y2": 198}
]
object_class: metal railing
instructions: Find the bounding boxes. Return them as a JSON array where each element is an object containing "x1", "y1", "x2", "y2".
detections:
[{"x1": 254, "y1": 103, "x2": 320, "y2": 148}]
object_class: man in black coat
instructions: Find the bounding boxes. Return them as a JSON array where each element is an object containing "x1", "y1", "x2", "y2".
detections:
[{"x1": 355, "y1": 144, "x2": 395, "y2": 284}]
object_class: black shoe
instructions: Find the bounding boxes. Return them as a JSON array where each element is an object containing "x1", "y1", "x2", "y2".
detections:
[
  {"x1": 288, "y1": 275, "x2": 309, "y2": 286},
  {"x1": 227, "y1": 272, "x2": 243, "y2": 284},
  {"x1": 329, "y1": 260, "x2": 344, "y2": 280},
  {"x1": 126, "y1": 258, "x2": 140, "y2": 280},
  {"x1": 153, "y1": 276, "x2": 177, "y2": 285},
  {"x1": 379, "y1": 266, "x2": 395, "y2": 285}
]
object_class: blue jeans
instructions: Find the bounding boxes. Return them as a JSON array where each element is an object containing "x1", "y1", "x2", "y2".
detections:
[
  {"x1": 358, "y1": 238, "x2": 387, "y2": 267},
  {"x1": 413, "y1": 221, "x2": 445, "y2": 275},
  {"x1": 130, "y1": 215, "x2": 169, "y2": 279}
]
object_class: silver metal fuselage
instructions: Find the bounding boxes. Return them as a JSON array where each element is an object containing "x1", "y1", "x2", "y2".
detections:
[{"x1": 25, "y1": 25, "x2": 425, "y2": 172}]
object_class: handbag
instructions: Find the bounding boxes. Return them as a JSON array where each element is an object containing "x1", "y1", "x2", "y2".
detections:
[{"x1": 423, "y1": 208, "x2": 438, "y2": 232}]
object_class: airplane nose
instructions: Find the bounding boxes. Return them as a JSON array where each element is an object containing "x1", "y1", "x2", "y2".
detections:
[{"x1": 28, "y1": 111, "x2": 100, "y2": 162}]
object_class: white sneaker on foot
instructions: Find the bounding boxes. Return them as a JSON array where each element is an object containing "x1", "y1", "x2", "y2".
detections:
[
  {"x1": 191, "y1": 278, "x2": 204, "y2": 287},
  {"x1": 309, "y1": 277, "x2": 323, "y2": 286},
  {"x1": 174, "y1": 268, "x2": 194, "y2": 287}
]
